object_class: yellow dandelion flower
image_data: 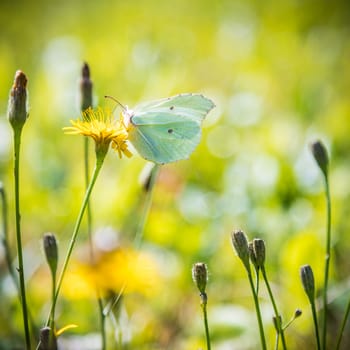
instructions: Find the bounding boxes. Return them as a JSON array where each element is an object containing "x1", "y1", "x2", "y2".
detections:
[
  {"x1": 63, "y1": 107, "x2": 132, "y2": 159},
  {"x1": 61, "y1": 248, "x2": 161, "y2": 300}
]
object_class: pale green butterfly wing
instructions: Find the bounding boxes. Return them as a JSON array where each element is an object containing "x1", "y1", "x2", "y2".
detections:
[
  {"x1": 128, "y1": 115, "x2": 201, "y2": 164},
  {"x1": 127, "y1": 94, "x2": 215, "y2": 164},
  {"x1": 133, "y1": 93, "x2": 214, "y2": 121}
]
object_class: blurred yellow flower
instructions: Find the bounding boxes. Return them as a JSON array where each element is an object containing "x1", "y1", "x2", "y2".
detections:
[
  {"x1": 280, "y1": 231, "x2": 325, "y2": 308},
  {"x1": 63, "y1": 107, "x2": 132, "y2": 158},
  {"x1": 62, "y1": 248, "x2": 161, "y2": 300}
]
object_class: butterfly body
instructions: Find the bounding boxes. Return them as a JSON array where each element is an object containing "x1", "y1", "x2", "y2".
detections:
[{"x1": 123, "y1": 94, "x2": 215, "y2": 164}]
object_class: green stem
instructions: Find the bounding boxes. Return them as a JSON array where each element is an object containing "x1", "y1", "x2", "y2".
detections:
[
  {"x1": 98, "y1": 297, "x2": 106, "y2": 350},
  {"x1": 322, "y1": 175, "x2": 331, "y2": 350},
  {"x1": 84, "y1": 138, "x2": 93, "y2": 254},
  {"x1": 282, "y1": 318, "x2": 293, "y2": 331},
  {"x1": 48, "y1": 271, "x2": 57, "y2": 348},
  {"x1": 247, "y1": 270, "x2": 267, "y2": 350},
  {"x1": 274, "y1": 331, "x2": 279, "y2": 350},
  {"x1": 311, "y1": 300, "x2": 322, "y2": 350},
  {"x1": 261, "y1": 267, "x2": 287, "y2": 349},
  {"x1": 84, "y1": 138, "x2": 106, "y2": 350},
  {"x1": 1, "y1": 186, "x2": 38, "y2": 344},
  {"x1": 49, "y1": 267, "x2": 57, "y2": 330},
  {"x1": 201, "y1": 293, "x2": 211, "y2": 350},
  {"x1": 1, "y1": 185, "x2": 39, "y2": 347},
  {"x1": 104, "y1": 164, "x2": 160, "y2": 317},
  {"x1": 335, "y1": 295, "x2": 350, "y2": 350},
  {"x1": 133, "y1": 164, "x2": 160, "y2": 249},
  {"x1": 46, "y1": 149, "x2": 107, "y2": 327},
  {"x1": 108, "y1": 310, "x2": 122, "y2": 349},
  {"x1": 0, "y1": 184, "x2": 19, "y2": 293},
  {"x1": 13, "y1": 128, "x2": 31, "y2": 350}
]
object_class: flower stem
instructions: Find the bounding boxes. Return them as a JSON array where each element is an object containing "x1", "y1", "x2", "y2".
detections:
[
  {"x1": 48, "y1": 269, "x2": 57, "y2": 348},
  {"x1": 282, "y1": 309, "x2": 302, "y2": 331},
  {"x1": 84, "y1": 138, "x2": 106, "y2": 350},
  {"x1": 201, "y1": 293, "x2": 211, "y2": 350},
  {"x1": 97, "y1": 297, "x2": 106, "y2": 350},
  {"x1": 46, "y1": 149, "x2": 107, "y2": 327},
  {"x1": 322, "y1": 175, "x2": 331, "y2": 350},
  {"x1": 311, "y1": 299, "x2": 322, "y2": 350},
  {"x1": 261, "y1": 267, "x2": 287, "y2": 349},
  {"x1": 50, "y1": 269, "x2": 56, "y2": 327},
  {"x1": 247, "y1": 270, "x2": 267, "y2": 350},
  {"x1": 79, "y1": 61, "x2": 106, "y2": 350},
  {"x1": 274, "y1": 331, "x2": 279, "y2": 350},
  {"x1": 200, "y1": 293, "x2": 211, "y2": 350},
  {"x1": 13, "y1": 127, "x2": 31, "y2": 350},
  {"x1": 0, "y1": 183, "x2": 18, "y2": 294},
  {"x1": 133, "y1": 164, "x2": 160, "y2": 249},
  {"x1": 1, "y1": 183, "x2": 39, "y2": 345},
  {"x1": 335, "y1": 295, "x2": 350, "y2": 350},
  {"x1": 255, "y1": 269, "x2": 260, "y2": 295},
  {"x1": 84, "y1": 138, "x2": 93, "y2": 257},
  {"x1": 103, "y1": 164, "x2": 160, "y2": 317}
]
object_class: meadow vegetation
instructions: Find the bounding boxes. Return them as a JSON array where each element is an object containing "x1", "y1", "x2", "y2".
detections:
[{"x1": 0, "y1": 1, "x2": 350, "y2": 349}]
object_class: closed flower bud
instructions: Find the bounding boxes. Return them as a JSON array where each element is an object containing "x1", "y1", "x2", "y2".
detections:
[
  {"x1": 43, "y1": 233, "x2": 58, "y2": 277},
  {"x1": 248, "y1": 241, "x2": 258, "y2": 271},
  {"x1": 38, "y1": 326, "x2": 57, "y2": 350},
  {"x1": 8, "y1": 70, "x2": 28, "y2": 130},
  {"x1": 252, "y1": 238, "x2": 266, "y2": 269},
  {"x1": 300, "y1": 264, "x2": 315, "y2": 303},
  {"x1": 80, "y1": 62, "x2": 93, "y2": 111},
  {"x1": 192, "y1": 262, "x2": 208, "y2": 294},
  {"x1": 310, "y1": 140, "x2": 329, "y2": 178},
  {"x1": 231, "y1": 230, "x2": 250, "y2": 272},
  {"x1": 272, "y1": 315, "x2": 282, "y2": 332},
  {"x1": 294, "y1": 309, "x2": 302, "y2": 318}
]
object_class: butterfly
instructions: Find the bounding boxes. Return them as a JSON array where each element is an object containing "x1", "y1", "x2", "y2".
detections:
[{"x1": 119, "y1": 93, "x2": 215, "y2": 164}]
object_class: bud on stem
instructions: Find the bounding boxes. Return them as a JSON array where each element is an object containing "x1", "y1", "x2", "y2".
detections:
[
  {"x1": 310, "y1": 140, "x2": 329, "y2": 179},
  {"x1": 8, "y1": 70, "x2": 28, "y2": 130},
  {"x1": 192, "y1": 262, "x2": 208, "y2": 295},
  {"x1": 250, "y1": 238, "x2": 266, "y2": 269},
  {"x1": 43, "y1": 233, "x2": 58, "y2": 278},
  {"x1": 231, "y1": 230, "x2": 251, "y2": 272},
  {"x1": 300, "y1": 264, "x2": 315, "y2": 303},
  {"x1": 80, "y1": 62, "x2": 93, "y2": 111}
]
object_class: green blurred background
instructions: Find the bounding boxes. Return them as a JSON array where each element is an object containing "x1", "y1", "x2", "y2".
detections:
[{"x1": 0, "y1": 0, "x2": 350, "y2": 349}]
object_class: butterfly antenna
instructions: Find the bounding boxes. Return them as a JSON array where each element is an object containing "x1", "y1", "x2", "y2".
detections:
[{"x1": 104, "y1": 95, "x2": 127, "y2": 111}]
